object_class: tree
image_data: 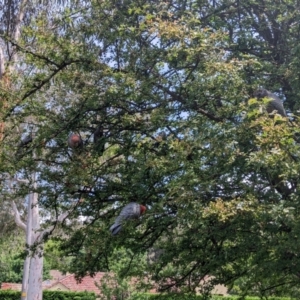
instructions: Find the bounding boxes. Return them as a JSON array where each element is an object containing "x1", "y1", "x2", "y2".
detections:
[
  {"x1": 1, "y1": 0, "x2": 300, "y2": 299},
  {"x1": 0, "y1": 231, "x2": 51, "y2": 284},
  {"x1": 0, "y1": 1, "x2": 79, "y2": 299},
  {"x1": 0, "y1": 231, "x2": 26, "y2": 284}
]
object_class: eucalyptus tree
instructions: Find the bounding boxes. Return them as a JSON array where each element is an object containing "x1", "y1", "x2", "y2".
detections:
[{"x1": 0, "y1": 1, "x2": 87, "y2": 299}]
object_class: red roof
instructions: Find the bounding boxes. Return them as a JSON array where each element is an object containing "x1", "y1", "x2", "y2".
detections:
[
  {"x1": 43, "y1": 270, "x2": 67, "y2": 287},
  {"x1": 2, "y1": 271, "x2": 106, "y2": 295},
  {"x1": 49, "y1": 270, "x2": 66, "y2": 281},
  {"x1": 1, "y1": 283, "x2": 22, "y2": 291},
  {"x1": 51, "y1": 272, "x2": 106, "y2": 295}
]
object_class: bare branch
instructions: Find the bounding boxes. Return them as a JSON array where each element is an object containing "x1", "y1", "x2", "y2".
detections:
[
  {"x1": 37, "y1": 210, "x2": 70, "y2": 243},
  {"x1": 8, "y1": 39, "x2": 60, "y2": 68},
  {"x1": 9, "y1": 177, "x2": 29, "y2": 184},
  {"x1": 12, "y1": 201, "x2": 26, "y2": 232},
  {"x1": 4, "y1": 59, "x2": 80, "y2": 120}
]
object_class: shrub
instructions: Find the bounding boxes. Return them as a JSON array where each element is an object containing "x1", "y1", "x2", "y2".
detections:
[
  {"x1": 0, "y1": 290, "x2": 20, "y2": 300},
  {"x1": 0, "y1": 290, "x2": 96, "y2": 300},
  {"x1": 128, "y1": 294, "x2": 296, "y2": 300},
  {"x1": 44, "y1": 290, "x2": 96, "y2": 300}
]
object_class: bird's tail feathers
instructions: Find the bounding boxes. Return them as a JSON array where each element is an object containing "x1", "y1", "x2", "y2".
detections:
[{"x1": 109, "y1": 223, "x2": 122, "y2": 235}]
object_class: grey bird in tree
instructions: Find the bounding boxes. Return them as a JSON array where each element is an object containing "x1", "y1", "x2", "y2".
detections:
[
  {"x1": 93, "y1": 126, "x2": 104, "y2": 144},
  {"x1": 109, "y1": 202, "x2": 147, "y2": 235},
  {"x1": 93, "y1": 125, "x2": 105, "y2": 154},
  {"x1": 253, "y1": 88, "x2": 287, "y2": 117},
  {"x1": 68, "y1": 133, "x2": 83, "y2": 148},
  {"x1": 16, "y1": 134, "x2": 33, "y2": 156},
  {"x1": 18, "y1": 134, "x2": 33, "y2": 147}
]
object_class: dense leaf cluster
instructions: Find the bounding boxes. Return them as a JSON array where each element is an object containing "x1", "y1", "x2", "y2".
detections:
[{"x1": 1, "y1": 0, "x2": 300, "y2": 298}]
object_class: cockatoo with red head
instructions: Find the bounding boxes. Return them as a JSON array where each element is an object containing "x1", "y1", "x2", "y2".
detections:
[
  {"x1": 68, "y1": 133, "x2": 83, "y2": 148},
  {"x1": 109, "y1": 202, "x2": 146, "y2": 235}
]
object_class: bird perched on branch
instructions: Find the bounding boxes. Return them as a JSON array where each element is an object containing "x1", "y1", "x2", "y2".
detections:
[
  {"x1": 109, "y1": 202, "x2": 146, "y2": 235},
  {"x1": 68, "y1": 133, "x2": 83, "y2": 149},
  {"x1": 253, "y1": 88, "x2": 287, "y2": 117},
  {"x1": 16, "y1": 134, "x2": 33, "y2": 157},
  {"x1": 93, "y1": 126, "x2": 104, "y2": 144},
  {"x1": 18, "y1": 134, "x2": 33, "y2": 147},
  {"x1": 93, "y1": 125, "x2": 105, "y2": 154}
]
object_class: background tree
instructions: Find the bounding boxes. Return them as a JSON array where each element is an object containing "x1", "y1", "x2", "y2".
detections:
[
  {"x1": 0, "y1": 230, "x2": 51, "y2": 284},
  {"x1": 0, "y1": 1, "x2": 85, "y2": 299}
]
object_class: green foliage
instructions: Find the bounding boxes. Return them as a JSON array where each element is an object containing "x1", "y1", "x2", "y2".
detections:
[
  {"x1": 2, "y1": 0, "x2": 300, "y2": 298},
  {"x1": 98, "y1": 272, "x2": 131, "y2": 300},
  {"x1": 0, "y1": 290, "x2": 20, "y2": 300},
  {"x1": 43, "y1": 290, "x2": 96, "y2": 300},
  {"x1": 129, "y1": 295, "x2": 296, "y2": 300},
  {"x1": 0, "y1": 290, "x2": 96, "y2": 300},
  {"x1": 0, "y1": 290, "x2": 295, "y2": 300},
  {"x1": 44, "y1": 239, "x2": 72, "y2": 272},
  {"x1": 95, "y1": 247, "x2": 149, "y2": 299},
  {"x1": 0, "y1": 232, "x2": 50, "y2": 283}
]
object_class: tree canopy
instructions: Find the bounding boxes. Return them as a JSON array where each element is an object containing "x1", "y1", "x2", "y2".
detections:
[{"x1": 1, "y1": 0, "x2": 300, "y2": 298}]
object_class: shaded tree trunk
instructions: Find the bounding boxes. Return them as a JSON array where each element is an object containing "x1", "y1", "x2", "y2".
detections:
[{"x1": 21, "y1": 178, "x2": 43, "y2": 300}]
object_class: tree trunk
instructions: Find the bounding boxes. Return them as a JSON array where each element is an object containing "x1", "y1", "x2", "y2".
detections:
[
  {"x1": 27, "y1": 186, "x2": 43, "y2": 300},
  {"x1": 21, "y1": 176, "x2": 43, "y2": 300},
  {"x1": 27, "y1": 249, "x2": 43, "y2": 300},
  {"x1": 20, "y1": 190, "x2": 32, "y2": 300}
]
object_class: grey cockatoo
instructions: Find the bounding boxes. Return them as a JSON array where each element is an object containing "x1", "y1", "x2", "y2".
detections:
[
  {"x1": 109, "y1": 202, "x2": 146, "y2": 235},
  {"x1": 93, "y1": 126, "x2": 105, "y2": 154},
  {"x1": 16, "y1": 134, "x2": 33, "y2": 156},
  {"x1": 18, "y1": 134, "x2": 33, "y2": 147},
  {"x1": 68, "y1": 133, "x2": 83, "y2": 148},
  {"x1": 253, "y1": 88, "x2": 287, "y2": 117},
  {"x1": 93, "y1": 126, "x2": 103, "y2": 144}
]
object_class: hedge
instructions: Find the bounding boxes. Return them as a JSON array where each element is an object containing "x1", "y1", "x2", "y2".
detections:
[
  {"x1": 0, "y1": 291, "x2": 296, "y2": 300},
  {"x1": 43, "y1": 290, "x2": 96, "y2": 300},
  {"x1": 130, "y1": 294, "x2": 296, "y2": 300},
  {"x1": 0, "y1": 290, "x2": 96, "y2": 300}
]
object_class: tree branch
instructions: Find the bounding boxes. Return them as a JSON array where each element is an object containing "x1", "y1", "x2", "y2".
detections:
[
  {"x1": 156, "y1": 83, "x2": 224, "y2": 122},
  {"x1": 36, "y1": 210, "x2": 70, "y2": 243},
  {"x1": 8, "y1": 39, "x2": 61, "y2": 68},
  {"x1": 4, "y1": 59, "x2": 79, "y2": 120},
  {"x1": 0, "y1": 45, "x2": 5, "y2": 79},
  {"x1": 12, "y1": 201, "x2": 26, "y2": 232}
]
